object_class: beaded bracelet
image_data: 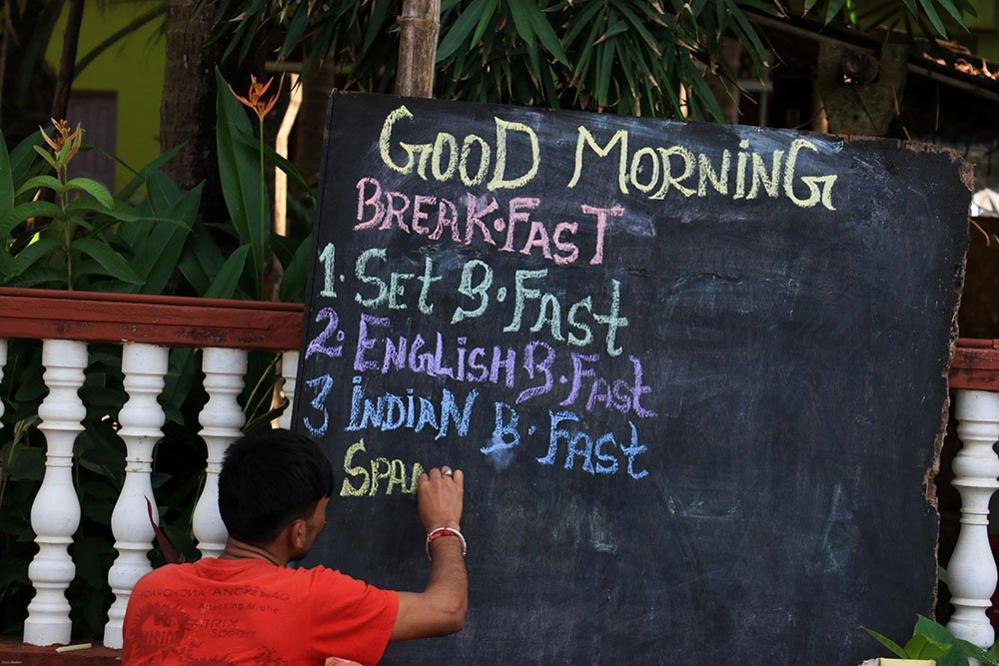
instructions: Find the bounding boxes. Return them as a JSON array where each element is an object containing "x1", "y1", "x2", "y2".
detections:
[{"x1": 425, "y1": 527, "x2": 467, "y2": 559}]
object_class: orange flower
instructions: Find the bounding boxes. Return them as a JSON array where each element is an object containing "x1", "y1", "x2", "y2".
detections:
[
  {"x1": 40, "y1": 118, "x2": 84, "y2": 164},
  {"x1": 231, "y1": 74, "x2": 283, "y2": 121}
]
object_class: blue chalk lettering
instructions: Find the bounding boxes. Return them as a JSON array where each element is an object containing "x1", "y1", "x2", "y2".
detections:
[{"x1": 620, "y1": 421, "x2": 649, "y2": 479}]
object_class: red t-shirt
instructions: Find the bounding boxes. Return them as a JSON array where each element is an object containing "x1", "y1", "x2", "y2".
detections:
[{"x1": 122, "y1": 558, "x2": 398, "y2": 666}]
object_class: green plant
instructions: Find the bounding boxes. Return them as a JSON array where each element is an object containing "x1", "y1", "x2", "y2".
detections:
[
  {"x1": 201, "y1": 0, "x2": 973, "y2": 122},
  {"x1": 0, "y1": 79, "x2": 316, "y2": 636},
  {"x1": 862, "y1": 615, "x2": 999, "y2": 666},
  {"x1": 0, "y1": 121, "x2": 200, "y2": 292}
]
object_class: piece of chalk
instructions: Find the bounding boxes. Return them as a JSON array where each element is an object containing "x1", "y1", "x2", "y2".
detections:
[{"x1": 55, "y1": 643, "x2": 92, "y2": 653}]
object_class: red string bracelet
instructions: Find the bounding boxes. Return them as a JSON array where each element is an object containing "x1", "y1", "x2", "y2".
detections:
[{"x1": 425, "y1": 527, "x2": 467, "y2": 559}]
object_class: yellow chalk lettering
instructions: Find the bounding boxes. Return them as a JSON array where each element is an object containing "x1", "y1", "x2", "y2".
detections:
[
  {"x1": 386, "y1": 459, "x2": 408, "y2": 494},
  {"x1": 651, "y1": 146, "x2": 696, "y2": 199},
  {"x1": 629, "y1": 146, "x2": 660, "y2": 194},
  {"x1": 697, "y1": 150, "x2": 730, "y2": 196},
  {"x1": 369, "y1": 457, "x2": 392, "y2": 496},
  {"x1": 488, "y1": 117, "x2": 540, "y2": 190},
  {"x1": 379, "y1": 106, "x2": 415, "y2": 174},
  {"x1": 340, "y1": 440, "x2": 370, "y2": 497},
  {"x1": 432, "y1": 132, "x2": 459, "y2": 181},
  {"x1": 747, "y1": 150, "x2": 785, "y2": 199},
  {"x1": 735, "y1": 140, "x2": 750, "y2": 199},
  {"x1": 568, "y1": 126, "x2": 629, "y2": 194},
  {"x1": 459, "y1": 134, "x2": 491, "y2": 186}
]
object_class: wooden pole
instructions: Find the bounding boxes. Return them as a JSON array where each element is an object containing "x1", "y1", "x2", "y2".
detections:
[
  {"x1": 51, "y1": 0, "x2": 84, "y2": 120},
  {"x1": 395, "y1": 0, "x2": 440, "y2": 98}
]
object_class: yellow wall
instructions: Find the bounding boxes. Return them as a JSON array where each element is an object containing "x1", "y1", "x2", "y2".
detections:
[
  {"x1": 45, "y1": 1, "x2": 166, "y2": 190},
  {"x1": 969, "y1": 0, "x2": 999, "y2": 62}
]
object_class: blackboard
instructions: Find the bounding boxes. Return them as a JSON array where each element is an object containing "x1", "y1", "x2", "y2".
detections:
[{"x1": 293, "y1": 92, "x2": 969, "y2": 665}]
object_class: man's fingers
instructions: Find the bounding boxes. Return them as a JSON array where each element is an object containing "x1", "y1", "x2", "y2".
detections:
[
  {"x1": 418, "y1": 472, "x2": 429, "y2": 485},
  {"x1": 428, "y1": 467, "x2": 442, "y2": 481},
  {"x1": 453, "y1": 469, "x2": 464, "y2": 491}
]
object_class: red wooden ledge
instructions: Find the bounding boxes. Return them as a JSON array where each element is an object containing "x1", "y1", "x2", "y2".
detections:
[
  {"x1": 0, "y1": 289, "x2": 996, "y2": 389},
  {"x1": 0, "y1": 636, "x2": 119, "y2": 664},
  {"x1": 950, "y1": 338, "x2": 999, "y2": 391},
  {"x1": 0, "y1": 287, "x2": 304, "y2": 351}
]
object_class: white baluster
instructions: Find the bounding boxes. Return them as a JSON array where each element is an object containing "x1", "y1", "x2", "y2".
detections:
[
  {"x1": 103, "y1": 343, "x2": 168, "y2": 649},
  {"x1": 23, "y1": 340, "x2": 87, "y2": 646},
  {"x1": 0, "y1": 339, "x2": 6, "y2": 428},
  {"x1": 948, "y1": 389, "x2": 999, "y2": 656},
  {"x1": 192, "y1": 348, "x2": 246, "y2": 558},
  {"x1": 279, "y1": 350, "x2": 299, "y2": 430}
]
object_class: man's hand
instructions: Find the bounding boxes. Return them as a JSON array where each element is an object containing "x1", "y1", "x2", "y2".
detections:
[
  {"x1": 417, "y1": 466, "x2": 463, "y2": 531},
  {"x1": 391, "y1": 465, "x2": 468, "y2": 642}
]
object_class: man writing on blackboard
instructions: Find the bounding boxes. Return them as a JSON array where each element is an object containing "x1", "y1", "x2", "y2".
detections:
[{"x1": 122, "y1": 428, "x2": 467, "y2": 665}]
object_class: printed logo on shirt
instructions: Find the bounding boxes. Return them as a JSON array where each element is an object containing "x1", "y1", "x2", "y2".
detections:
[{"x1": 126, "y1": 602, "x2": 190, "y2": 659}]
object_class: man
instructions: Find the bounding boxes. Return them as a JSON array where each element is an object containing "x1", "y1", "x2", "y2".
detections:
[{"x1": 122, "y1": 428, "x2": 467, "y2": 665}]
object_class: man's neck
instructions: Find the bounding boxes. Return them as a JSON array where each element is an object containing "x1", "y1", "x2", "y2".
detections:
[{"x1": 221, "y1": 538, "x2": 286, "y2": 566}]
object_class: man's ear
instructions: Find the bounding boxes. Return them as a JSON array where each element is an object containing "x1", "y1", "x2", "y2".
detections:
[{"x1": 291, "y1": 518, "x2": 308, "y2": 549}]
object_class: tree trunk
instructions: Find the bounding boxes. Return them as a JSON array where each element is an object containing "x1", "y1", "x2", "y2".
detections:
[
  {"x1": 292, "y1": 58, "x2": 339, "y2": 182},
  {"x1": 159, "y1": 0, "x2": 227, "y2": 223},
  {"x1": 50, "y1": 0, "x2": 83, "y2": 120},
  {"x1": 395, "y1": 0, "x2": 440, "y2": 98},
  {"x1": 814, "y1": 40, "x2": 909, "y2": 137}
]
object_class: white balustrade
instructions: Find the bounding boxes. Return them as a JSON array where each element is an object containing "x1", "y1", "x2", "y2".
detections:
[
  {"x1": 103, "y1": 343, "x2": 169, "y2": 649},
  {"x1": 192, "y1": 347, "x2": 247, "y2": 558},
  {"x1": 948, "y1": 389, "x2": 999, "y2": 655},
  {"x1": 23, "y1": 340, "x2": 87, "y2": 646},
  {"x1": 0, "y1": 339, "x2": 6, "y2": 427},
  {"x1": 279, "y1": 350, "x2": 299, "y2": 429}
]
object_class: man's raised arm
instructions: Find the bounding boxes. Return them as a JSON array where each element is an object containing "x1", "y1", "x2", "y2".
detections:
[{"x1": 390, "y1": 467, "x2": 468, "y2": 641}]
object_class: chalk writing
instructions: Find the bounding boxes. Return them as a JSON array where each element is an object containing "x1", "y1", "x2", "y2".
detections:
[
  {"x1": 354, "y1": 178, "x2": 614, "y2": 266},
  {"x1": 374, "y1": 104, "x2": 838, "y2": 209},
  {"x1": 350, "y1": 247, "x2": 631, "y2": 356},
  {"x1": 349, "y1": 313, "x2": 655, "y2": 419},
  {"x1": 340, "y1": 438, "x2": 425, "y2": 497},
  {"x1": 305, "y1": 307, "x2": 344, "y2": 360},
  {"x1": 346, "y1": 374, "x2": 479, "y2": 440},
  {"x1": 302, "y1": 374, "x2": 334, "y2": 438}
]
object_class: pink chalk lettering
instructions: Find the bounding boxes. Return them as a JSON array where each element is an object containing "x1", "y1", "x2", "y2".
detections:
[
  {"x1": 354, "y1": 177, "x2": 384, "y2": 230},
  {"x1": 552, "y1": 222, "x2": 579, "y2": 265},
  {"x1": 502, "y1": 197, "x2": 539, "y2": 252},
  {"x1": 429, "y1": 198, "x2": 460, "y2": 241},
  {"x1": 380, "y1": 191, "x2": 411, "y2": 231},
  {"x1": 581, "y1": 204, "x2": 624, "y2": 265},
  {"x1": 464, "y1": 194, "x2": 498, "y2": 246},
  {"x1": 412, "y1": 195, "x2": 436, "y2": 235}
]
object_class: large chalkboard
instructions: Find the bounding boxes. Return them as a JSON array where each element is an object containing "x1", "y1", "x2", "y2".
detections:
[{"x1": 293, "y1": 92, "x2": 969, "y2": 665}]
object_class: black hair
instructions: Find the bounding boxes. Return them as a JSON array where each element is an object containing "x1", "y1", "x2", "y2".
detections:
[{"x1": 218, "y1": 428, "x2": 334, "y2": 546}]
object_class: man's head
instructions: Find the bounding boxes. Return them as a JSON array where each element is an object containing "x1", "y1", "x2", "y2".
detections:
[{"x1": 219, "y1": 428, "x2": 334, "y2": 560}]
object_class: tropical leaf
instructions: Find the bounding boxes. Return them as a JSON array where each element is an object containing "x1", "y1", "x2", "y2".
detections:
[
  {"x1": 113, "y1": 143, "x2": 184, "y2": 201},
  {"x1": 215, "y1": 67, "x2": 268, "y2": 297},
  {"x1": 917, "y1": 0, "x2": 948, "y2": 36},
  {"x1": 0, "y1": 201, "x2": 62, "y2": 238},
  {"x1": 15, "y1": 175, "x2": 62, "y2": 198},
  {"x1": 507, "y1": 0, "x2": 535, "y2": 46},
  {"x1": 522, "y1": 0, "x2": 569, "y2": 64},
  {"x1": 437, "y1": 0, "x2": 487, "y2": 62},
  {"x1": 232, "y1": 126, "x2": 312, "y2": 194},
  {"x1": 4, "y1": 238, "x2": 59, "y2": 280},
  {"x1": 861, "y1": 627, "x2": 908, "y2": 659},
  {"x1": 903, "y1": 634, "x2": 951, "y2": 660},
  {"x1": 64, "y1": 177, "x2": 114, "y2": 209},
  {"x1": 278, "y1": 232, "x2": 312, "y2": 302},
  {"x1": 204, "y1": 245, "x2": 250, "y2": 298},
  {"x1": 0, "y1": 134, "x2": 14, "y2": 218},
  {"x1": 135, "y1": 183, "x2": 202, "y2": 294},
  {"x1": 71, "y1": 237, "x2": 144, "y2": 285},
  {"x1": 10, "y1": 133, "x2": 44, "y2": 186}
]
